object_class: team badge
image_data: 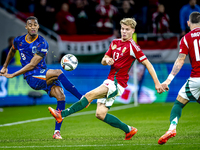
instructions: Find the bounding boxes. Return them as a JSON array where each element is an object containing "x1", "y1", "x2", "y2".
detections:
[
  {"x1": 112, "y1": 44, "x2": 117, "y2": 50},
  {"x1": 122, "y1": 47, "x2": 126, "y2": 53}
]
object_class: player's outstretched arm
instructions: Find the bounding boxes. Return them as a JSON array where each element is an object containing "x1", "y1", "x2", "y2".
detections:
[
  {"x1": 162, "y1": 53, "x2": 186, "y2": 90},
  {"x1": 141, "y1": 59, "x2": 164, "y2": 94},
  {"x1": 0, "y1": 54, "x2": 43, "y2": 78},
  {"x1": 0, "y1": 47, "x2": 16, "y2": 74}
]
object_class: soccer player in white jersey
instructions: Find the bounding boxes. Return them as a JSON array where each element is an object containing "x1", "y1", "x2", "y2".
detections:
[
  {"x1": 158, "y1": 12, "x2": 200, "y2": 145},
  {"x1": 48, "y1": 18, "x2": 165, "y2": 140}
]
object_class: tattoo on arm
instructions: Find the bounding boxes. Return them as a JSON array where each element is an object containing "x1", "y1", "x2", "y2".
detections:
[
  {"x1": 178, "y1": 53, "x2": 186, "y2": 59},
  {"x1": 171, "y1": 54, "x2": 186, "y2": 76}
]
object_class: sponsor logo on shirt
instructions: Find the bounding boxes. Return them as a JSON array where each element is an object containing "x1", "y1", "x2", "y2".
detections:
[
  {"x1": 40, "y1": 69, "x2": 45, "y2": 73},
  {"x1": 116, "y1": 47, "x2": 121, "y2": 50},
  {"x1": 41, "y1": 49, "x2": 47, "y2": 52}
]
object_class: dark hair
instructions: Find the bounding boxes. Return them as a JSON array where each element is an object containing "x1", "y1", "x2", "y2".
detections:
[
  {"x1": 26, "y1": 16, "x2": 38, "y2": 23},
  {"x1": 189, "y1": 12, "x2": 200, "y2": 24},
  {"x1": 8, "y1": 36, "x2": 15, "y2": 43}
]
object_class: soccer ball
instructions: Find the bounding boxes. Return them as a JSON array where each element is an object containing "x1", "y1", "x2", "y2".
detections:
[{"x1": 61, "y1": 54, "x2": 78, "y2": 71}]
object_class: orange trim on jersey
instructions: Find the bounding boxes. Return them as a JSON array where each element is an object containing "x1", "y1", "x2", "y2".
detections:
[
  {"x1": 12, "y1": 44, "x2": 17, "y2": 50},
  {"x1": 33, "y1": 76, "x2": 46, "y2": 80},
  {"x1": 25, "y1": 34, "x2": 38, "y2": 44}
]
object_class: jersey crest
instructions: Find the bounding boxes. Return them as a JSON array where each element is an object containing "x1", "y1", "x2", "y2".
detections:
[
  {"x1": 112, "y1": 44, "x2": 117, "y2": 50},
  {"x1": 122, "y1": 47, "x2": 126, "y2": 53}
]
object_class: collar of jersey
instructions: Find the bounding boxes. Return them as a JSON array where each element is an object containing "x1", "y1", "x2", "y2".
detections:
[
  {"x1": 25, "y1": 34, "x2": 38, "y2": 44},
  {"x1": 191, "y1": 27, "x2": 200, "y2": 31}
]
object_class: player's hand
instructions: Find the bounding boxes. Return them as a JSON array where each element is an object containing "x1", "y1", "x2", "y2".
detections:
[
  {"x1": 155, "y1": 83, "x2": 165, "y2": 94},
  {"x1": 106, "y1": 58, "x2": 114, "y2": 65},
  {"x1": 0, "y1": 67, "x2": 8, "y2": 75},
  {"x1": 161, "y1": 79, "x2": 171, "y2": 91},
  {"x1": 1, "y1": 73, "x2": 14, "y2": 78}
]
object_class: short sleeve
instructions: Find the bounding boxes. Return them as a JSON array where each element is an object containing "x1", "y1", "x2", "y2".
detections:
[
  {"x1": 179, "y1": 36, "x2": 189, "y2": 55},
  {"x1": 13, "y1": 37, "x2": 18, "y2": 50},
  {"x1": 36, "y1": 39, "x2": 49, "y2": 57},
  {"x1": 130, "y1": 43, "x2": 147, "y2": 63}
]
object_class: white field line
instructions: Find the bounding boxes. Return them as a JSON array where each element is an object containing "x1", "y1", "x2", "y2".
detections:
[
  {"x1": 0, "y1": 143, "x2": 200, "y2": 149},
  {"x1": 0, "y1": 104, "x2": 136, "y2": 127}
]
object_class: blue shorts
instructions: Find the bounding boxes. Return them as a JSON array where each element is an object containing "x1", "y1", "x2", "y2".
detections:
[{"x1": 25, "y1": 69, "x2": 62, "y2": 97}]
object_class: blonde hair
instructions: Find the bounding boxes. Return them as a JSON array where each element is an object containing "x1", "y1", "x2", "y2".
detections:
[{"x1": 120, "y1": 18, "x2": 137, "y2": 29}]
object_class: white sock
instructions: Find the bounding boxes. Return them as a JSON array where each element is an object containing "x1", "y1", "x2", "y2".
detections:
[
  {"x1": 168, "y1": 124, "x2": 177, "y2": 131},
  {"x1": 168, "y1": 117, "x2": 178, "y2": 131},
  {"x1": 128, "y1": 125, "x2": 132, "y2": 132},
  {"x1": 54, "y1": 130, "x2": 60, "y2": 134}
]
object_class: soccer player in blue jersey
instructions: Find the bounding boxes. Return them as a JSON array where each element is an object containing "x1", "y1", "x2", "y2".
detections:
[{"x1": 0, "y1": 16, "x2": 82, "y2": 139}]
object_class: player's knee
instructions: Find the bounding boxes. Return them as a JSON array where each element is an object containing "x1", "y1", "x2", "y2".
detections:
[
  {"x1": 46, "y1": 69, "x2": 53, "y2": 79},
  {"x1": 85, "y1": 92, "x2": 94, "y2": 101},
  {"x1": 56, "y1": 93, "x2": 65, "y2": 101},
  {"x1": 51, "y1": 86, "x2": 65, "y2": 100},
  {"x1": 54, "y1": 69, "x2": 63, "y2": 76},
  {"x1": 95, "y1": 112, "x2": 104, "y2": 120},
  {"x1": 46, "y1": 69, "x2": 63, "y2": 85},
  {"x1": 54, "y1": 90, "x2": 65, "y2": 101},
  {"x1": 95, "y1": 109, "x2": 106, "y2": 120},
  {"x1": 46, "y1": 69, "x2": 63, "y2": 79},
  {"x1": 176, "y1": 95, "x2": 189, "y2": 105}
]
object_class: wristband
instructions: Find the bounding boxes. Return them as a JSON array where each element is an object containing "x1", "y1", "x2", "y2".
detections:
[{"x1": 167, "y1": 74, "x2": 175, "y2": 81}]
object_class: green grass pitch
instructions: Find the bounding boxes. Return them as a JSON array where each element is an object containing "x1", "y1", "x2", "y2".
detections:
[{"x1": 0, "y1": 102, "x2": 199, "y2": 150}]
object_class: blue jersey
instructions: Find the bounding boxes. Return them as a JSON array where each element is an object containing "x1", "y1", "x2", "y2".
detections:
[{"x1": 13, "y1": 34, "x2": 48, "y2": 78}]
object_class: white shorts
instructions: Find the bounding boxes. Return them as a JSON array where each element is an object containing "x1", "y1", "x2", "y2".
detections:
[
  {"x1": 178, "y1": 77, "x2": 200, "y2": 101},
  {"x1": 97, "y1": 79, "x2": 125, "y2": 107}
]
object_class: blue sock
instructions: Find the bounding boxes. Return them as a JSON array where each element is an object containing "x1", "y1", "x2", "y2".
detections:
[
  {"x1": 58, "y1": 73, "x2": 82, "y2": 99},
  {"x1": 55, "y1": 100, "x2": 65, "y2": 131}
]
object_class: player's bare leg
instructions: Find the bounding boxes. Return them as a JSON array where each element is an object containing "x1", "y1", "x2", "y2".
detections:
[
  {"x1": 50, "y1": 85, "x2": 65, "y2": 139},
  {"x1": 46, "y1": 69, "x2": 82, "y2": 100},
  {"x1": 46, "y1": 69, "x2": 62, "y2": 85},
  {"x1": 85, "y1": 84, "x2": 108, "y2": 108},
  {"x1": 49, "y1": 84, "x2": 108, "y2": 121}
]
